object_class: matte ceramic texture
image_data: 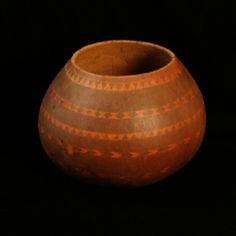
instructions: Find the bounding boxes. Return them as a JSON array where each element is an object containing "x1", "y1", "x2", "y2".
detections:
[{"x1": 38, "y1": 40, "x2": 206, "y2": 187}]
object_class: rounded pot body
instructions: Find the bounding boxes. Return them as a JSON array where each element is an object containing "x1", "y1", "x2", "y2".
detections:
[{"x1": 38, "y1": 40, "x2": 206, "y2": 187}]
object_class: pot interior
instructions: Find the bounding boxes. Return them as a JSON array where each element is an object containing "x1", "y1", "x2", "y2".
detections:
[{"x1": 74, "y1": 41, "x2": 173, "y2": 76}]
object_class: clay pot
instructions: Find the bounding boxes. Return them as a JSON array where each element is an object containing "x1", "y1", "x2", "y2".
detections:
[{"x1": 38, "y1": 40, "x2": 206, "y2": 187}]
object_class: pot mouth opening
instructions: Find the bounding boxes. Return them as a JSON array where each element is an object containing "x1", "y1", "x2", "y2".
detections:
[{"x1": 71, "y1": 40, "x2": 175, "y2": 77}]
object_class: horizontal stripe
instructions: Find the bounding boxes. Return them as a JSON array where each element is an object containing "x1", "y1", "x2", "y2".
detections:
[
  {"x1": 39, "y1": 122, "x2": 202, "y2": 159},
  {"x1": 51, "y1": 68, "x2": 194, "y2": 112},
  {"x1": 40, "y1": 104, "x2": 203, "y2": 141},
  {"x1": 48, "y1": 85, "x2": 199, "y2": 120},
  {"x1": 64, "y1": 60, "x2": 183, "y2": 91}
]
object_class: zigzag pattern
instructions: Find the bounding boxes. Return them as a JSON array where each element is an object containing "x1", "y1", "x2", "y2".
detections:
[
  {"x1": 39, "y1": 123, "x2": 201, "y2": 159},
  {"x1": 64, "y1": 62, "x2": 183, "y2": 91},
  {"x1": 48, "y1": 86, "x2": 199, "y2": 119},
  {"x1": 40, "y1": 104, "x2": 203, "y2": 141}
]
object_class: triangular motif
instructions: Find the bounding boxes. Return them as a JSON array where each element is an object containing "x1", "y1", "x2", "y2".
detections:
[{"x1": 124, "y1": 83, "x2": 130, "y2": 90}]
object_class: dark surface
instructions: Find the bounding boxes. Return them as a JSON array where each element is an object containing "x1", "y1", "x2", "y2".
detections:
[{"x1": 2, "y1": 0, "x2": 235, "y2": 235}]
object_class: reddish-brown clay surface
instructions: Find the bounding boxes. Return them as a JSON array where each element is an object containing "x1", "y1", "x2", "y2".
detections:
[{"x1": 38, "y1": 40, "x2": 206, "y2": 187}]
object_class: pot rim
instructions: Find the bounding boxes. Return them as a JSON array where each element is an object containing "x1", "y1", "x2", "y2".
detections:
[{"x1": 71, "y1": 40, "x2": 176, "y2": 80}]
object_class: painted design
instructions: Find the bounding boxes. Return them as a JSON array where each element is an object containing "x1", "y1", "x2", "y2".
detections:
[
  {"x1": 40, "y1": 105, "x2": 203, "y2": 141},
  {"x1": 64, "y1": 62, "x2": 183, "y2": 91},
  {"x1": 48, "y1": 86, "x2": 199, "y2": 120},
  {"x1": 143, "y1": 172, "x2": 153, "y2": 179},
  {"x1": 129, "y1": 152, "x2": 140, "y2": 158},
  {"x1": 92, "y1": 149, "x2": 102, "y2": 157},
  {"x1": 147, "y1": 149, "x2": 159, "y2": 156},
  {"x1": 79, "y1": 148, "x2": 88, "y2": 154},
  {"x1": 183, "y1": 137, "x2": 191, "y2": 144},
  {"x1": 167, "y1": 143, "x2": 177, "y2": 151},
  {"x1": 160, "y1": 167, "x2": 170, "y2": 174},
  {"x1": 39, "y1": 123, "x2": 201, "y2": 159},
  {"x1": 66, "y1": 144, "x2": 74, "y2": 155},
  {"x1": 111, "y1": 152, "x2": 122, "y2": 159}
]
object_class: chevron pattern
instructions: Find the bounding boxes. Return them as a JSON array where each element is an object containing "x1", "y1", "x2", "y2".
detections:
[
  {"x1": 40, "y1": 105, "x2": 204, "y2": 141},
  {"x1": 39, "y1": 123, "x2": 202, "y2": 159},
  {"x1": 48, "y1": 86, "x2": 199, "y2": 120}
]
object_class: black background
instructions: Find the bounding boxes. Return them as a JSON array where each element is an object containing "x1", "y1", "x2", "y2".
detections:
[{"x1": 2, "y1": 0, "x2": 235, "y2": 235}]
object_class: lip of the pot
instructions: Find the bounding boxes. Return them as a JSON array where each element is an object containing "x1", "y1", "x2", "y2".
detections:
[{"x1": 71, "y1": 40, "x2": 176, "y2": 79}]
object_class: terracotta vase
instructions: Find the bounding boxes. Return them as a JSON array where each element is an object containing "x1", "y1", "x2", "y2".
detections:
[{"x1": 38, "y1": 40, "x2": 206, "y2": 187}]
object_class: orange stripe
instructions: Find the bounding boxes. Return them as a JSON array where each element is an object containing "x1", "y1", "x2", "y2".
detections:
[
  {"x1": 40, "y1": 105, "x2": 203, "y2": 141},
  {"x1": 48, "y1": 86, "x2": 199, "y2": 120},
  {"x1": 38, "y1": 123, "x2": 201, "y2": 158},
  {"x1": 64, "y1": 62, "x2": 183, "y2": 91}
]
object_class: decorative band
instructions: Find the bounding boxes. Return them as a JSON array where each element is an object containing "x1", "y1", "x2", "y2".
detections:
[
  {"x1": 39, "y1": 122, "x2": 202, "y2": 159},
  {"x1": 48, "y1": 86, "x2": 199, "y2": 120},
  {"x1": 64, "y1": 62, "x2": 183, "y2": 91},
  {"x1": 40, "y1": 104, "x2": 204, "y2": 141}
]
